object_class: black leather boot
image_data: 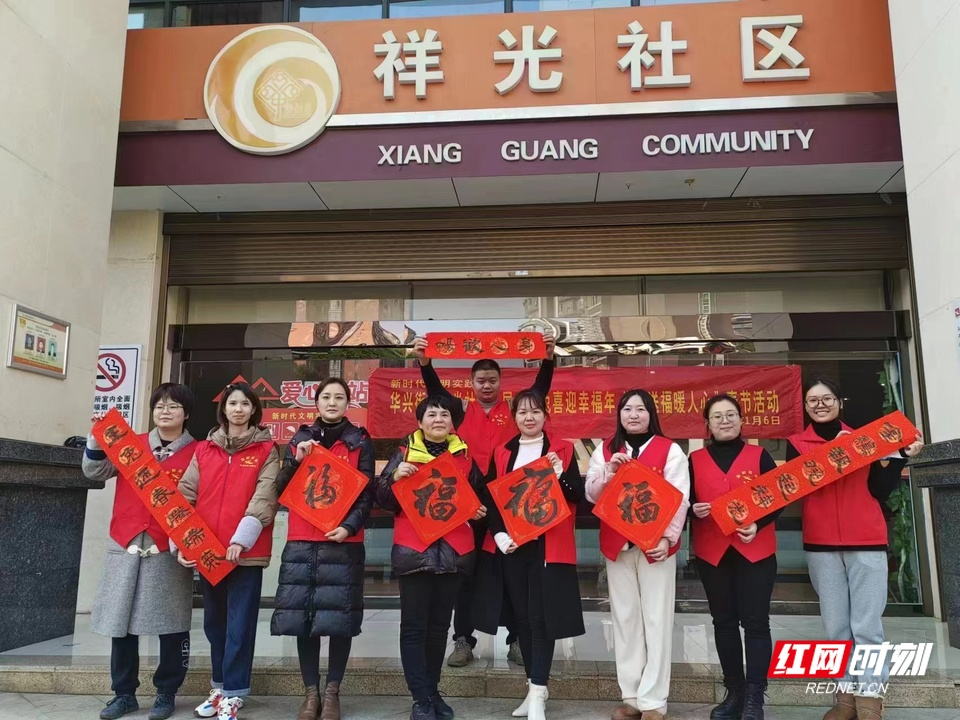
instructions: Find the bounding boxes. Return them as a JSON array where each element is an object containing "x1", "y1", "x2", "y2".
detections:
[
  {"x1": 741, "y1": 683, "x2": 766, "y2": 720},
  {"x1": 710, "y1": 679, "x2": 745, "y2": 720}
]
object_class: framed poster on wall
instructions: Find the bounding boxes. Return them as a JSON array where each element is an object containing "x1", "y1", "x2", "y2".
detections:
[{"x1": 6, "y1": 304, "x2": 70, "y2": 379}]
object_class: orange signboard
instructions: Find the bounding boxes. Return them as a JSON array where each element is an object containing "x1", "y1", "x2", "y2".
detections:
[
  {"x1": 424, "y1": 332, "x2": 545, "y2": 360},
  {"x1": 121, "y1": 0, "x2": 895, "y2": 125}
]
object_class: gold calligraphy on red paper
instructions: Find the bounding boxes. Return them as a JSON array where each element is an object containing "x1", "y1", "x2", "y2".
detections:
[
  {"x1": 591, "y1": 460, "x2": 685, "y2": 552},
  {"x1": 392, "y1": 453, "x2": 482, "y2": 546},
  {"x1": 92, "y1": 408, "x2": 233, "y2": 585},
  {"x1": 711, "y1": 411, "x2": 919, "y2": 536},
  {"x1": 279, "y1": 444, "x2": 369, "y2": 534},
  {"x1": 487, "y1": 456, "x2": 572, "y2": 546},
  {"x1": 424, "y1": 332, "x2": 545, "y2": 360}
]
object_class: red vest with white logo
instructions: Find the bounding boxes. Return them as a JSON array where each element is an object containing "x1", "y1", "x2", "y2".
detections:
[
  {"x1": 111, "y1": 433, "x2": 197, "y2": 552},
  {"x1": 286, "y1": 439, "x2": 366, "y2": 544},
  {"x1": 599, "y1": 435, "x2": 680, "y2": 564},
  {"x1": 481, "y1": 436, "x2": 578, "y2": 565},
  {"x1": 392, "y1": 451, "x2": 476, "y2": 555},
  {"x1": 690, "y1": 444, "x2": 776, "y2": 566},
  {"x1": 458, "y1": 399, "x2": 516, "y2": 477},
  {"x1": 193, "y1": 439, "x2": 276, "y2": 559},
  {"x1": 790, "y1": 423, "x2": 887, "y2": 547}
]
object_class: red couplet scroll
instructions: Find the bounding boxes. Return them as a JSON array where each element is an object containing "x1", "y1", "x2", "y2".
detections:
[
  {"x1": 487, "y1": 456, "x2": 572, "y2": 546},
  {"x1": 92, "y1": 408, "x2": 233, "y2": 586},
  {"x1": 279, "y1": 444, "x2": 369, "y2": 534},
  {"x1": 711, "y1": 411, "x2": 920, "y2": 536},
  {"x1": 424, "y1": 332, "x2": 545, "y2": 360},
  {"x1": 392, "y1": 452, "x2": 482, "y2": 546},
  {"x1": 591, "y1": 460, "x2": 685, "y2": 552}
]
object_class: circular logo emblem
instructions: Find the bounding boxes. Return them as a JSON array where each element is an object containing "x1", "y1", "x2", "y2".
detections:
[{"x1": 204, "y1": 25, "x2": 341, "y2": 155}]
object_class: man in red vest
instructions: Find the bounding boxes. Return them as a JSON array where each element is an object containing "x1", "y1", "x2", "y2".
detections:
[{"x1": 413, "y1": 333, "x2": 556, "y2": 668}]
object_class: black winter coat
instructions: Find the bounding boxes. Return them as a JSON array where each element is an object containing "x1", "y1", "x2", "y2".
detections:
[
  {"x1": 376, "y1": 446, "x2": 484, "y2": 578},
  {"x1": 270, "y1": 422, "x2": 373, "y2": 638}
]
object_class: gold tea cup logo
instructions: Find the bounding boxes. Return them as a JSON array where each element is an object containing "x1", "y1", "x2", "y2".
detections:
[{"x1": 204, "y1": 26, "x2": 341, "y2": 155}]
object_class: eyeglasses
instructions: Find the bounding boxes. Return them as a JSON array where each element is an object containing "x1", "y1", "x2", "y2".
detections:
[
  {"x1": 708, "y1": 412, "x2": 740, "y2": 423},
  {"x1": 805, "y1": 396, "x2": 838, "y2": 408},
  {"x1": 154, "y1": 404, "x2": 183, "y2": 412}
]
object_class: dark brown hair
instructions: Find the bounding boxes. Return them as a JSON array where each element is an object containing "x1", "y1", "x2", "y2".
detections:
[
  {"x1": 149, "y1": 383, "x2": 194, "y2": 418},
  {"x1": 216, "y1": 382, "x2": 263, "y2": 428},
  {"x1": 315, "y1": 377, "x2": 351, "y2": 404}
]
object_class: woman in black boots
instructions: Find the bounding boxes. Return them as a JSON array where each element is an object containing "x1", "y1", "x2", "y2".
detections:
[
  {"x1": 689, "y1": 395, "x2": 780, "y2": 720},
  {"x1": 272, "y1": 378, "x2": 375, "y2": 720}
]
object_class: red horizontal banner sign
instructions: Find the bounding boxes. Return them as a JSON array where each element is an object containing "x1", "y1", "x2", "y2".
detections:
[
  {"x1": 279, "y1": 444, "x2": 369, "y2": 534},
  {"x1": 424, "y1": 332, "x2": 545, "y2": 360},
  {"x1": 591, "y1": 460, "x2": 685, "y2": 552},
  {"x1": 92, "y1": 408, "x2": 233, "y2": 586},
  {"x1": 711, "y1": 411, "x2": 919, "y2": 536},
  {"x1": 368, "y1": 366, "x2": 802, "y2": 439},
  {"x1": 487, "y1": 456, "x2": 571, "y2": 546},
  {"x1": 392, "y1": 453, "x2": 482, "y2": 546}
]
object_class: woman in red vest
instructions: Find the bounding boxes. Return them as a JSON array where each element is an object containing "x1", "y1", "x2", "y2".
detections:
[
  {"x1": 689, "y1": 394, "x2": 780, "y2": 720},
  {"x1": 176, "y1": 382, "x2": 280, "y2": 720},
  {"x1": 83, "y1": 383, "x2": 198, "y2": 720},
  {"x1": 584, "y1": 389, "x2": 690, "y2": 720},
  {"x1": 271, "y1": 378, "x2": 374, "y2": 720},
  {"x1": 476, "y1": 389, "x2": 584, "y2": 720},
  {"x1": 788, "y1": 378, "x2": 922, "y2": 720},
  {"x1": 375, "y1": 395, "x2": 487, "y2": 720}
]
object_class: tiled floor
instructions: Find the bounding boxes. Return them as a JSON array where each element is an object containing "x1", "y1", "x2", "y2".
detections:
[
  {"x1": 5, "y1": 611, "x2": 960, "y2": 675},
  {"x1": 3, "y1": 694, "x2": 959, "y2": 720}
]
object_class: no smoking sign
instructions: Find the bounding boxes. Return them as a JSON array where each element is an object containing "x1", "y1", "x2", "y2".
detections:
[{"x1": 93, "y1": 345, "x2": 142, "y2": 425}]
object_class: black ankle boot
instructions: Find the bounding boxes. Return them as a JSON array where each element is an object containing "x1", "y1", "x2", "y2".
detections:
[
  {"x1": 710, "y1": 679, "x2": 745, "y2": 720},
  {"x1": 741, "y1": 683, "x2": 766, "y2": 720}
]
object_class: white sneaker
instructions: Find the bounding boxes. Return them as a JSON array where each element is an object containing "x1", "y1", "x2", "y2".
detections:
[
  {"x1": 513, "y1": 681, "x2": 549, "y2": 717},
  {"x1": 194, "y1": 689, "x2": 224, "y2": 718},
  {"x1": 216, "y1": 697, "x2": 243, "y2": 720}
]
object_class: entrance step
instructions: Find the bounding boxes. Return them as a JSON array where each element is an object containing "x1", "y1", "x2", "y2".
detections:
[{"x1": 1, "y1": 658, "x2": 956, "y2": 708}]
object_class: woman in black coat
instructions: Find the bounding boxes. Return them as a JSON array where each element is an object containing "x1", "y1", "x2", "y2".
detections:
[{"x1": 271, "y1": 378, "x2": 374, "y2": 720}]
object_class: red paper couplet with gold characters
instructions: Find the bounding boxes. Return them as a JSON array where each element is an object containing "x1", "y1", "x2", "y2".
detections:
[
  {"x1": 591, "y1": 460, "x2": 685, "y2": 552},
  {"x1": 487, "y1": 456, "x2": 572, "y2": 546},
  {"x1": 91, "y1": 408, "x2": 233, "y2": 586},
  {"x1": 712, "y1": 410, "x2": 920, "y2": 536},
  {"x1": 424, "y1": 332, "x2": 545, "y2": 360},
  {"x1": 392, "y1": 452, "x2": 482, "y2": 546},
  {"x1": 279, "y1": 444, "x2": 370, "y2": 534}
]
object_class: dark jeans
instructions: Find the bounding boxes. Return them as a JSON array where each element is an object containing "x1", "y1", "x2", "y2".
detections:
[
  {"x1": 453, "y1": 524, "x2": 517, "y2": 647},
  {"x1": 111, "y1": 632, "x2": 190, "y2": 696},
  {"x1": 297, "y1": 635, "x2": 352, "y2": 687},
  {"x1": 698, "y1": 548, "x2": 777, "y2": 686},
  {"x1": 502, "y1": 543, "x2": 554, "y2": 686},
  {"x1": 200, "y1": 565, "x2": 263, "y2": 697},
  {"x1": 400, "y1": 572, "x2": 460, "y2": 702}
]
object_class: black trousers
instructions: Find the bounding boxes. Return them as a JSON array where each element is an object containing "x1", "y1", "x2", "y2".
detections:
[
  {"x1": 297, "y1": 636, "x2": 352, "y2": 687},
  {"x1": 698, "y1": 547, "x2": 777, "y2": 686},
  {"x1": 399, "y1": 572, "x2": 460, "y2": 702},
  {"x1": 453, "y1": 522, "x2": 517, "y2": 647},
  {"x1": 502, "y1": 543, "x2": 554, "y2": 686},
  {"x1": 111, "y1": 632, "x2": 190, "y2": 697}
]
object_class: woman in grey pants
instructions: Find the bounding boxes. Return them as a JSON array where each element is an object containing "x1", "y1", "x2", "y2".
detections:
[{"x1": 787, "y1": 377, "x2": 923, "y2": 720}]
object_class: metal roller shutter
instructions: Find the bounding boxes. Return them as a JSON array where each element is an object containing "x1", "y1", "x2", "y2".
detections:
[{"x1": 164, "y1": 194, "x2": 908, "y2": 285}]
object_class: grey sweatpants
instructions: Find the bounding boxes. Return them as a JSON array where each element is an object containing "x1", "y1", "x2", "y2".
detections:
[{"x1": 807, "y1": 550, "x2": 889, "y2": 695}]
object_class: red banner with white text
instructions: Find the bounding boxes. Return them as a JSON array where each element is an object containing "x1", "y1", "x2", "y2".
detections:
[{"x1": 367, "y1": 366, "x2": 802, "y2": 440}]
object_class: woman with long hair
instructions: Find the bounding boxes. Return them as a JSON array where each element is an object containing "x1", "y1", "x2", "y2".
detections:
[
  {"x1": 788, "y1": 378, "x2": 922, "y2": 720},
  {"x1": 176, "y1": 382, "x2": 280, "y2": 720},
  {"x1": 585, "y1": 390, "x2": 690, "y2": 720},
  {"x1": 689, "y1": 394, "x2": 781, "y2": 720},
  {"x1": 475, "y1": 389, "x2": 585, "y2": 720},
  {"x1": 272, "y1": 378, "x2": 375, "y2": 720}
]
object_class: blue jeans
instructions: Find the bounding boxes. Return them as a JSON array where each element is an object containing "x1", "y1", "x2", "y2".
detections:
[{"x1": 200, "y1": 565, "x2": 263, "y2": 697}]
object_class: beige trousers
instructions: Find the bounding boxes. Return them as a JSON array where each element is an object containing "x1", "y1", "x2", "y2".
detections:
[{"x1": 606, "y1": 547, "x2": 677, "y2": 713}]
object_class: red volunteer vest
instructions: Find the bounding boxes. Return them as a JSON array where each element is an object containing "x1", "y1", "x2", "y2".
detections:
[
  {"x1": 790, "y1": 423, "x2": 888, "y2": 547},
  {"x1": 392, "y1": 451, "x2": 476, "y2": 555},
  {"x1": 458, "y1": 399, "x2": 516, "y2": 477},
  {"x1": 194, "y1": 438, "x2": 276, "y2": 559},
  {"x1": 599, "y1": 435, "x2": 681, "y2": 564},
  {"x1": 481, "y1": 436, "x2": 578, "y2": 564},
  {"x1": 285, "y1": 438, "x2": 366, "y2": 544},
  {"x1": 110, "y1": 433, "x2": 197, "y2": 552},
  {"x1": 690, "y1": 444, "x2": 776, "y2": 566}
]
